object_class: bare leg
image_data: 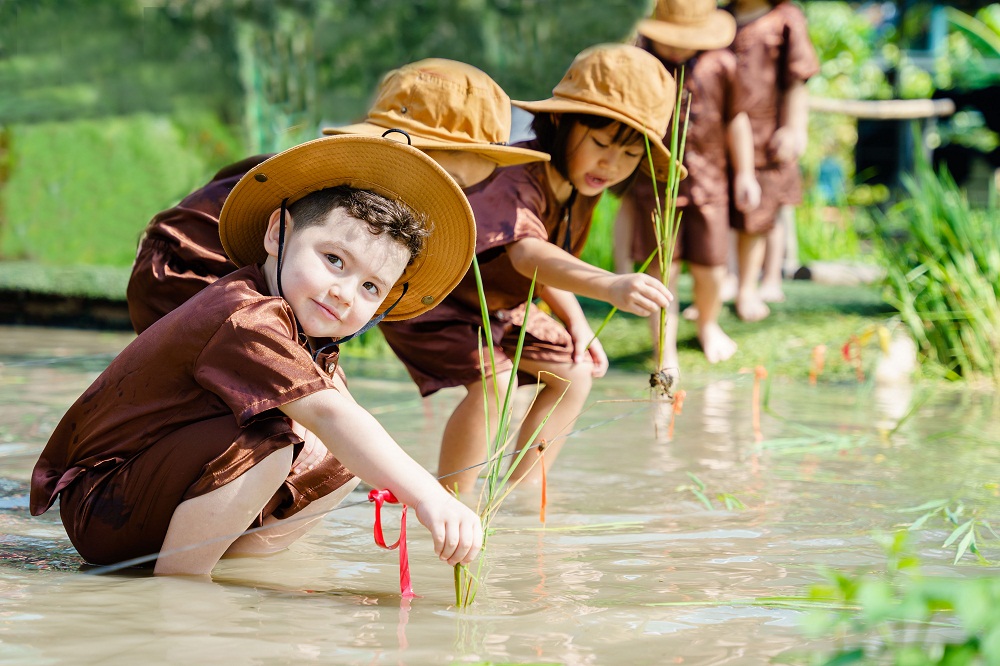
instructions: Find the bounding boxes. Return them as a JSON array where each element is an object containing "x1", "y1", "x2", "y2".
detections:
[
  {"x1": 438, "y1": 370, "x2": 513, "y2": 497},
  {"x1": 155, "y1": 447, "x2": 293, "y2": 576},
  {"x1": 760, "y1": 206, "x2": 793, "y2": 303},
  {"x1": 689, "y1": 262, "x2": 737, "y2": 363},
  {"x1": 223, "y1": 477, "x2": 362, "y2": 557},
  {"x1": 505, "y1": 356, "x2": 594, "y2": 485},
  {"x1": 735, "y1": 231, "x2": 770, "y2": 322},
  {"x1": 685, "y1": 232, "x2": 737, "y2": 321}
]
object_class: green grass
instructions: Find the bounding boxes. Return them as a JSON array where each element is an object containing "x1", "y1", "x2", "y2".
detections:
[{"x1": 0, "y1": 113, "x2": 241, "y2": 267}]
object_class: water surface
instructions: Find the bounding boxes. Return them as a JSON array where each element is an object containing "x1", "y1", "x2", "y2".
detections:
[{"x1": 1, "y1": 326, "x2": 998, "y2": 664}]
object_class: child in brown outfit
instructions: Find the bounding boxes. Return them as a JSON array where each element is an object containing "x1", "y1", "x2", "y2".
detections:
[
  {"x1": 381, "y1": 45, "x2": 683, "y2": 494},
  {"x1": 32, "y1": 136, "x2": 483, "y2": 577},
  {"x1": 729, "y1": 0, "x2": 819, "y2": 320},
  {"x1": 615, "y1": 0, "x2": 760, "y2": 371}
]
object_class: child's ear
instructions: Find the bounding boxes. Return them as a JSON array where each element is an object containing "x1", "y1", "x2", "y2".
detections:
[{"x1": 263, "y1": 208, "x2": 291, "y2": 258}]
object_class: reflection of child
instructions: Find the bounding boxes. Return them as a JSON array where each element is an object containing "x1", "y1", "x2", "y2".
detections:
[
  {"x1": 729, "y1": 0, "x2": 819, "y2": 319},
  {"x1": 127, "y1": 59, "x2": 548, "y2": 334},
  {"x1": 31, "y1": 136, "x2": 483, "y2": 576},
  {"x1": 614, "y1": 0, "x2": 760, "y2": 371},
  {"x1": 381, "y1": 45, "x2": 681, "y2": 494}
]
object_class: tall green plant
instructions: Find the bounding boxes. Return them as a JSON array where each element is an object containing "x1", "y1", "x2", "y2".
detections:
[
  {"x1": 454, "y1": 258, "x2": 569, "y2": 608},
  {"x1": 878, "y1": 154, "x2": 1000, "y2": 381}
]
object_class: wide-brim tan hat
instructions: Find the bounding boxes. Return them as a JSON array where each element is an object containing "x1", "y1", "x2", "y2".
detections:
[
  {"x1": 514, "y1": 44, "x2": 687, "y2": 181},
  {"x1": 219, "y1": 135, "x2": 476, "y2": 321},
  {"x1": 637, "y1": 0, "x2": 737, "y2": 51},
  {"x1": 323, "y1": 59, "x2": 548, "y2": 167}
]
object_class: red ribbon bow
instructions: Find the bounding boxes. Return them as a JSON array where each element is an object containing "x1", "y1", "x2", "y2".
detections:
[{"x1": 368, "y1": 489, "x2": 415, "y2": 598}]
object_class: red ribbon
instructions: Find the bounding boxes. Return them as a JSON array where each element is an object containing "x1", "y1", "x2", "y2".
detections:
[{"x1": 368, "y1": 489, "x2": 415, "y2": 599}]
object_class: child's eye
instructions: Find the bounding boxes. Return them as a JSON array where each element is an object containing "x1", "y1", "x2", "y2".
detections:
[
  {"x1": 592, "y1": 137, "x2": 610, "y2": 148},
  {"x1": 363, "y1": 281, "x2": 379, "y2": 296},
  {"x1": 625, "y1": 149, "x2": 643, "y2": 159},
  {"x1": 326, "y1": 254, "x2": 343, "y2": 269}
]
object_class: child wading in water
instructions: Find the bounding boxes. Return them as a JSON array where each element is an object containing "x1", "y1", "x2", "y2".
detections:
[
  {"x1": 381, "y1": 44, "x2": 683, "y2": 495},
  {"x1": 729, "y1": 0, "x2": 819, "y2": 320},
  {"x1": 31, "y1": 136, "x2": 483, "y2": 576},
  {"x1": 615, "y1": 0, "x2": 760, "y2": 373},
  {"x1": 127, "y1": 58, "x2": 548, "y2": 334}
]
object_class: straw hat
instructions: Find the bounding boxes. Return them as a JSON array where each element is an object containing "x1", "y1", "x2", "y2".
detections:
[
  {"x1": 513, "y1": 44, "x2": 687, "y2": 181},
  {"x1": 637, "y1": 0, "x2": 737, "y2": 51},
  {"x1": 219, "y1": 135, "x2": 476, "y2": 321},
  {"x1": 323, "y1": 59, "x2": 548, "y2": 167}
]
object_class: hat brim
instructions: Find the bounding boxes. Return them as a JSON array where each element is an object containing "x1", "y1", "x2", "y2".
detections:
[
  {"x1": 322, "y1": 122, "x2": 550, "y2": 167},
  {"x1": 219, "y1": 135, "x2": 476, "y2": 321},
  {"x1": 636, "y1": 11, "x2": 737, "y2": 51},
  {"x1": 513, "y1": 99, "x2": 688, "y2": 182}
]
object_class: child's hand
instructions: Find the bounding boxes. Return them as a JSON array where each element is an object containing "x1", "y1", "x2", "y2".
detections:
[
  {"x1": 568, "y1": 323, "x2": 609, "y2": 377},
  {"x1": 608, "y1": 273, "x2": 673, "y2": 317},
  {"x1": 768, "y1": 127, "x2": 807, "y2": 163},
  {"x1": 413, "y1": 491, "x2": 483, "y2": 566},
  {"x1": 732, "y1": 171, "x2": 761, "y2": 213}
]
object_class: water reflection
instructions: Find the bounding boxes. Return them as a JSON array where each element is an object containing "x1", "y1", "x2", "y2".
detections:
[{"x1": 1, "y1": 326, "x2": 999, "y2": 664}]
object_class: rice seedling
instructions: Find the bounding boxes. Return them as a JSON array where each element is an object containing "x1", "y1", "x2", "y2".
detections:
[
  {"x1": 897, "y1": 498, "x2": 1000, "y2": 565},
  {"x1": 676, "y1": 472, "x2": 746, "y2": 511},
  {"x1": 453, "y1": 258, "x2": 569, "y2": 608},
  {"x1": 877, "y1": 150, "x2": 1000, "y2": 382}
]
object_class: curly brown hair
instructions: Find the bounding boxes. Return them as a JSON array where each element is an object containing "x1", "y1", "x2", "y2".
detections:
[{"x1": 288, "y1": 185, "x2": 430, "y2": 265}]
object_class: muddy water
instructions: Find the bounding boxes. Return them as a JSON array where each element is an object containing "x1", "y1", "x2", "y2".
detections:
[{"x1": 1, "y1": 326, "x2": 998, "y2": 665}]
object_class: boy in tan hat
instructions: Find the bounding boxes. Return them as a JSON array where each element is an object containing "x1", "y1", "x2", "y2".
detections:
[
  {"x1": 127, "y1": 59, "x2": 548, "y2": 335},
  {"x1": 614, "y1": 0, "x2": 760, "y2": 370},
  {"x1": 31, "y1": 135, "x2": 483, "y2": 577},
  {"x1": 382, "y1": 44, "x2": 682, "y2": 494}
]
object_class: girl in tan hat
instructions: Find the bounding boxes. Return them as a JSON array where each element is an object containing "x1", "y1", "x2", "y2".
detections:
[
  {"x1": 127, "y1": 58, "x2": 548, "y2": 335},
  {"x1": 380, "y1": 44, "x2": 682, "y2": 494},
  {"x1": 729, "y1": 0, "x2": 819, "y2": 319},
  {"x1": 32, "y1": 136, "x2": 484, "y2": 577},
  {"x1": 615, "y1": 0, "x2": 760, "y2": 369}
]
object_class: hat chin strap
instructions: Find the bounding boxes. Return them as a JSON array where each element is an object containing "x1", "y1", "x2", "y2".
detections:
[{"x1": 310, "y1": 283, "x2": 409, "y2": 361}]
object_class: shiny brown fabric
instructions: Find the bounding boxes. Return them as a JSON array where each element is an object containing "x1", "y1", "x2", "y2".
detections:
[
  {"x1": 31, "y1": 265, "x2": 353, "y2": 564},
  {"x1": 729, "y1": 2, "x2": 819, "y2": 233},
  {"x1": 380, "y1": 144, "x2": 595, "y2": 396},
  {"x1": 127, "y1": 155, "x2": 272, "y2": 334},
  {"x1": 626, "y1": 45, "x2": 745, "y2": 267}
]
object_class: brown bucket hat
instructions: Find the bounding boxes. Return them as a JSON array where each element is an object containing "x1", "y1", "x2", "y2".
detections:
[
  {"x1": 323, "y1": 59, "x2": 548, "y2": 167},
  {"x1": 637, "y1": 0, "x2": 737, "y2": 51},
  {"x1": 513, "y1": 44, "x2": 687, "y2": 181},
  {"x1": 219, "y1": 135, "x2": 476, "y2": 321}
]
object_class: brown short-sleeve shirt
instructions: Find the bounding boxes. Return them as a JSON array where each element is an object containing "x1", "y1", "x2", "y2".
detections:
[
  {"x1": 31, "y1": 264, "x2": 339, "y2": 516},
  {"x1": 731, "y1": 2, "x2": 819, "y2": 167},
  {"x1": 127, "y1": 155, "x2": 273, "y2": 334},
  {"x1": 446, "y1": 143, "x2": 600, "y2": 313}
]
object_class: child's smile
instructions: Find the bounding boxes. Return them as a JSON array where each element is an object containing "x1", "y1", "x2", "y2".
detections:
[{"x1": 263, "y1": 207, "x2": 410, "y2": 340}]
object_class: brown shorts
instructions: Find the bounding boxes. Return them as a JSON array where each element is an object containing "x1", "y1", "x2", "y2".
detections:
[
  {"x1": 379, "y1": 300, "x2": 574, "y2": 397},
  {"x1": 730, "y1": 163, "x2": 802, "y2": 234},
  {"x1": 58, "y1": 414, "x2": 354, "y2": 566},
  {"x1": 627, "y1": 178, "x2": 730, "y2": 267}
]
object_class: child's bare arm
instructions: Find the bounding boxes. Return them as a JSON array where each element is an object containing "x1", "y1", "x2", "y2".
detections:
[
  {"x1": 727, "y1": 112, "x2": 761, "y2": 212},
  {"x1": 507, "y1": 238, "x2": 672, "y2": 316},
  {"x1": 538, "y1": 285, "x2": 608, "y2": 376},
  {"x1": 280, "y1": 389, "x2": 483, "y2": 565},
  {"x1": 770, "y1": 79, "x2": 809, "y2": 163}
]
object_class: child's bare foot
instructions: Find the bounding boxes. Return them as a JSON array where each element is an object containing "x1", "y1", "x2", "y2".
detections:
[
  {"x1": 735, "y1": 295, "x2": 770, "y2": 322},
  {"x1": 758, "y1": 281, "x2": 786, "y2": 303},
  {"x1": 697, "y1": 322, "x2": 738, "y2": 363},
  {"x1": 682, "y1": 304, "x2": 699, "y2": 321}
]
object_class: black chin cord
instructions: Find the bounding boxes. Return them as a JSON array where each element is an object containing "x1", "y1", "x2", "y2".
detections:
[{"x1": 310, "y1": 283, "x2": 409, "y2": 361}]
